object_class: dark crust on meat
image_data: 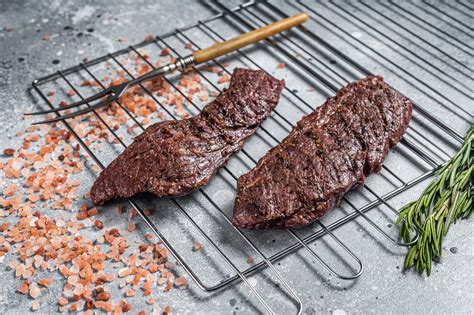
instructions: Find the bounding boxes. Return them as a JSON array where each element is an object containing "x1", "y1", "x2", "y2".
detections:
[
  {"x1": 90, "y1": 68, "x2": 285, "y2": 206},
  {"x1": 232, "y1": 76, "x2": 413, "y2": 229}
]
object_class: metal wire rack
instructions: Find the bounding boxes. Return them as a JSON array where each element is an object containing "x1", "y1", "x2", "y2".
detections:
[{"x1": 30, "y1": 1, "x2": 467, "y2": 313}]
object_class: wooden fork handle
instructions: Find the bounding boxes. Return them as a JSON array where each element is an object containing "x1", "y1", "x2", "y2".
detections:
[{"x1": 192, "y1": 12, "x2": 309, "y2": 64}]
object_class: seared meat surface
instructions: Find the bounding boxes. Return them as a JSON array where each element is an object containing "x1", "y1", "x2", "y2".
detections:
[
  {"x1": 233, "y1": 76, "x2": 412, "y2": 229},
  {"x1": 91, "y1": 68, "x2": 285, "y2": 206}
]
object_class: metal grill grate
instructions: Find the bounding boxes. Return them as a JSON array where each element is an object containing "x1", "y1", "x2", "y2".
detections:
[{"x1": 30, "y1": 1, "x2": 467, "y2": 313}]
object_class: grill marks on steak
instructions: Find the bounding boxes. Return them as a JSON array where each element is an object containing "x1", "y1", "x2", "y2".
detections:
[
  {"x1": 90, "y1": 68, "x2": 285, "y2": 206},
  {"x1": 233, "y1": 76, "x2": 413, "y2": 229}
]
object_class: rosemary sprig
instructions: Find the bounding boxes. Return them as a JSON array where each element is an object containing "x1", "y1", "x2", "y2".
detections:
[{"x1": 397, "y1": 125, "x2": 473, "y2": 276}]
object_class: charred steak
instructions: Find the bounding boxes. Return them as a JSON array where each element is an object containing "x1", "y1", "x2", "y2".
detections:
[
  {"x1": 91, "y1": 68, "x2": 285, "y2": 206},
  {"x1": 233, "y1": 76, "x2": 413, "y2": 229}
]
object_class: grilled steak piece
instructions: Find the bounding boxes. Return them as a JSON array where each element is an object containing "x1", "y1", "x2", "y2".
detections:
[
  {"x1": 91, "y1": 68, "x2": 285, "y2": 206},
  {"x1": 233, "y1": 76, "x2": 412, "y2": 229}
]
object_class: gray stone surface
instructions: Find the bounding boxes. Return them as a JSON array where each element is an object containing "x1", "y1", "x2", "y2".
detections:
[{"x1": 0, "y1": 0, "x2": 473, "y2": 314}]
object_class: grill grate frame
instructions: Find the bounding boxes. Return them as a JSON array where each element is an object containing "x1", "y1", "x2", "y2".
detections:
[{"x1": 30, "y1": 1, "x2": 468, "y2": 313}]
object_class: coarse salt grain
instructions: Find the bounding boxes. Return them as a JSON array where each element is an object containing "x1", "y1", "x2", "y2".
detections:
[
  {"x1": 96, "y1": 291, "x2": 111, "y2": 301},
  {"x1": 192, "y1": 242, "x2": 202, "y2": 252},
  {"x1": 3, "y1": 148, "x2": 15, "y2": 156},
  {"x1": 31, "y1": 300, "x2": 41, "y2": 311},
  {"x1": 147, "y1": 297, "x2": 155, "y2": 304},
  {"x1": 125, "y1": 288, "x2": 135, "y2": 297},
  {"x1": 29, "y1": 282, "x2": 41, "y2": 299},
  {"x1": 58, "y1": 297, "x2": 68, "y2": 306},
  {"x1": 175, "y1": 276, "x2": 187, "y2": 287},
  {"x1": 118, "y1": 268, "x2": 130, "y2": 278},
  {"x1": 38, "y1": 278, "x2": 53, "y2": 287},
  {"x1": 160, "y1": 48, "x2": 170, "y2": 56},
  {"x1": 17, "y1": 281, "x2": 29, "y2": 294},
  {"x1": 94, "y1": 219, "x2": 104, "y2": 229},
  {"x1": 126, "y1": 222, "x2": 135, "y2": 232}
]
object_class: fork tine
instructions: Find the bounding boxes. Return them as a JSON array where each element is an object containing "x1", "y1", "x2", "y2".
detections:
[
  {"x1": 31, "y1": 96, "x2": 116, "y2": 125},
  {"x1": 25, "y1": 88, "x2": 112, "y2": 115}
]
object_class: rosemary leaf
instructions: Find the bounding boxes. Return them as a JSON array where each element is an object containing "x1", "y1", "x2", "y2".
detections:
[{"x1": 397, "y1": 125, "x2": 473, "y2": 275}]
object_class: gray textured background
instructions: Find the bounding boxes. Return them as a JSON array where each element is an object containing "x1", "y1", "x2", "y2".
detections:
[{"x1": 0, "y1": 0, "x2": 473, "y2": 314}]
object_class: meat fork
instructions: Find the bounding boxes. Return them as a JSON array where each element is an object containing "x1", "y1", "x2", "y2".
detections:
[{"x1": 27, "y1": 13, "x2": 309, "y2": 125}]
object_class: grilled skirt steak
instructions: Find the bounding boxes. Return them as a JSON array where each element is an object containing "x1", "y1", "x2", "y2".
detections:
[
  {"x1": 91, "y1": 68, "x2": 285, "y2": 206},
  {"x1": 233, "y1": 76, "x2": 412, "y2": 229}
]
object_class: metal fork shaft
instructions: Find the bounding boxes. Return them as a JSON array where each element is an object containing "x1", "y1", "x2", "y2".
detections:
[{"x1": 126, "y1": 54, "x2": 196, "y2": 89}]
